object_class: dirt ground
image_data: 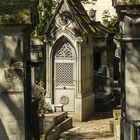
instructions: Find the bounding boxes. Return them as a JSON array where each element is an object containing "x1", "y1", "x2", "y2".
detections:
[{"x1": 60, "y1": 111, "x2": 115, "y2": 140}]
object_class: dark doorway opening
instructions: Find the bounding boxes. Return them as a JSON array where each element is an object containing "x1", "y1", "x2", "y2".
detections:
[{"x1": 94, "y1": 53, "x2": 101, "y2": 71}]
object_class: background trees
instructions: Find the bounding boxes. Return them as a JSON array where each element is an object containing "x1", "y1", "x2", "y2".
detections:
[{"x1": 102, "y1": 10, "x2": 119, "y2": 33}]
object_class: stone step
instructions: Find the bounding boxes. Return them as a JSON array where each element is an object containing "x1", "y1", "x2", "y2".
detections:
[
  {"x1": 46, "y1": 117, "x2": 73, "y2": 140},
  {"x1": 60, "y1": 127, "x2": 80, "y2": 139},
  {"x1": 46, "y1": 112, "x2": 68, "y2": 125},
  {"x1": 43, "y1": 112, "x2": 68, "y2": 133}
]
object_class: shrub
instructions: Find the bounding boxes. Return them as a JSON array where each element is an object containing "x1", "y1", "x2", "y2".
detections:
[{"x1": 34, "y1": 81, "x2": 46, "y2": 117}]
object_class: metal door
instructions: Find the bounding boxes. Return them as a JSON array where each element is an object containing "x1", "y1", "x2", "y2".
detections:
[{"x1": 53, "y1": 42, "x2": 75, "y2": 112}]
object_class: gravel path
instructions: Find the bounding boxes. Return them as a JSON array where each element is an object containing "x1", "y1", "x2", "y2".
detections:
[{"x1": 60, "y1": 111, "x2": 115, "y2": 140}]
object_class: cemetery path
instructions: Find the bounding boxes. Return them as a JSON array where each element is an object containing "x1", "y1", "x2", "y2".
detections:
[{"x1": 60, "y1": 111, "x2": 114, "y2": 140}]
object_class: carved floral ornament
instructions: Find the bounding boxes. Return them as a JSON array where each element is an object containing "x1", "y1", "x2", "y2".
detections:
[
  {"x1": 55, "y1": 42, "x2": 75, "y2": 59},
  {"x1": 56, "y1": 11, "x2": 72, "y2": 26},
  {"x1": 60, "y1": 95, "x2": 69, "y2": 105}
]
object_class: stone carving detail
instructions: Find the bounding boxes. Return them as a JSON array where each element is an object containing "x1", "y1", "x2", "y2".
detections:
[
  {"x1": 57, "y1": 11, "x2": 72, "y2": 25},
  {"x1": 56, "y1": 42, "x2": 74, "y2": 59},
  {"x1": 60, "y1": 96, "x2": 69, "y2": 105}
]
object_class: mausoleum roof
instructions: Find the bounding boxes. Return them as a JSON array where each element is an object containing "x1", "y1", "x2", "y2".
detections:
[
  {"x1": 67, "y1": 0, "x2": 95, "y2": 34},
  {"x1": 45, "y1": 0, "x2": 113, "y2": 37}
]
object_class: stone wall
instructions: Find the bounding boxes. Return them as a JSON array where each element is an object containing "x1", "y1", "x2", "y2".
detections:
[
  {"x1": 81, "y1": 35, "x2": 94, "y2": 95},
  {"x1": 76, "y1": 34, "x2": 94, "y2": 121},
  {"x1": 0, "y1": 27, "x2": 25, "y2": 140},
  {"x1": 0, "y1": 1, "x2": 38, "y2": 139},
  {"x1": 114, "y1": 4, "x2": 140, "y2": 139}
]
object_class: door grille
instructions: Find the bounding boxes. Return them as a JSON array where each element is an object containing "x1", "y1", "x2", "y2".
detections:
[{"x1": 56, "y1": 63, "x2": 73, "y2": 86}]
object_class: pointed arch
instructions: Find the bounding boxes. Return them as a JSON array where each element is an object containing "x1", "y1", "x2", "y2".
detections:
[
  {"x1": 51, "y1": 35, "x2": 76, "y2": 111},
  {"x1": 51, "y1": 35, "x2": 76, "y2": 60}
]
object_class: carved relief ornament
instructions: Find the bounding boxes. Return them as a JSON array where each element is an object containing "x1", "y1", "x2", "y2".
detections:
[{"x1": 56, "y1": 11, "x2": 72, "y2": 26}]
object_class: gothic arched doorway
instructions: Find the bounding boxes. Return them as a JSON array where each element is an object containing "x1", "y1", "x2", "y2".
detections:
[{"x1": 52, "y1": 40, "x2": 76, "y2": 112}]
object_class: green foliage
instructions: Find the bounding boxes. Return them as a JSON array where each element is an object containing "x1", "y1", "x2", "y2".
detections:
[
  {"x1": 0, "y1": 12, "x2": 31, "y2": 24},
  {"x1": 0, "y1": 1, "x2": 37, "y2": 24},
  {"x1": 129, "y1": 0, "x2": 139, "y2": 4},
  {"x1": 122, "y1": 0, "x2": 139, "y2": 4},
  {"x1": 34, "y1": 81, "x2": 46, "y2": 117},
  {"x1": 35, "y1": 0, "x2": 52, "y2": 35},
  {"x1": 102, "y1": 10, "x2": 119, "y2": 33},
  {"x1": 40, "y1": 134, "x2": 45, "y2": 140}
]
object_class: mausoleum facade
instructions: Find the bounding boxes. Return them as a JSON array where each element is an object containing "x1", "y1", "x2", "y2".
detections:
[
  {"x1": 45, "y1": 0, "x2": 95, "y2": 121},
  {"x1": 45, "y1": 0, "x2": 116, "y2": 121}
]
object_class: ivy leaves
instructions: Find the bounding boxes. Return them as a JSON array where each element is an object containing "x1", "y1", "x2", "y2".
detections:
[{"x1": 35, "y1": 0, "x2": 52, "y2": 35}]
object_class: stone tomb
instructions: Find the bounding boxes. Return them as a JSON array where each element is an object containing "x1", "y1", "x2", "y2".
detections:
[
  {"x1": 0, "y1": 1, "x2": 38, "y2": 139},
  {"x1": 45, "y1": 0, "x2": 114, "y2": 121},
  {"x1": 0, "y1": 26, "x2": 25, "y2": 140},
  {"x1": 45, "y1": 0, "x2": 95, "y2": 121},
  {"x1": 113, "y1": 2, "x2": 140, "y2": 139}
]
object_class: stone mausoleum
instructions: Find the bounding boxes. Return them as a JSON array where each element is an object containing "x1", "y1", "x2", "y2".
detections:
[
  {"x1": 45, "y1": 0, "x2": 94, "y2": 121},
  {"x1": 45, "y1": 0, "x2": 114, "y2": 121}
]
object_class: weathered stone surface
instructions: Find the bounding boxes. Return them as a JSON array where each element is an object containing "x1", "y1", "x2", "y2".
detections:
[
  {"x1": 126, "y1": 87, "x2": 140, "y2": 120},
  {"x1": 125, "y1": 42, "x2": 140, "y2": 120},
  {"x1": 0, "y1": 27, "x2": 26, "y2": 140},
  {"x1": 124, "y1": 16, "x2": 140, "y2": 38},
  {"x1": 0, "y1": 94, "x2": 25, "y2": 140},
  {"x1": 114, "y1": 2, "x2": 140, "y2": 140}
]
